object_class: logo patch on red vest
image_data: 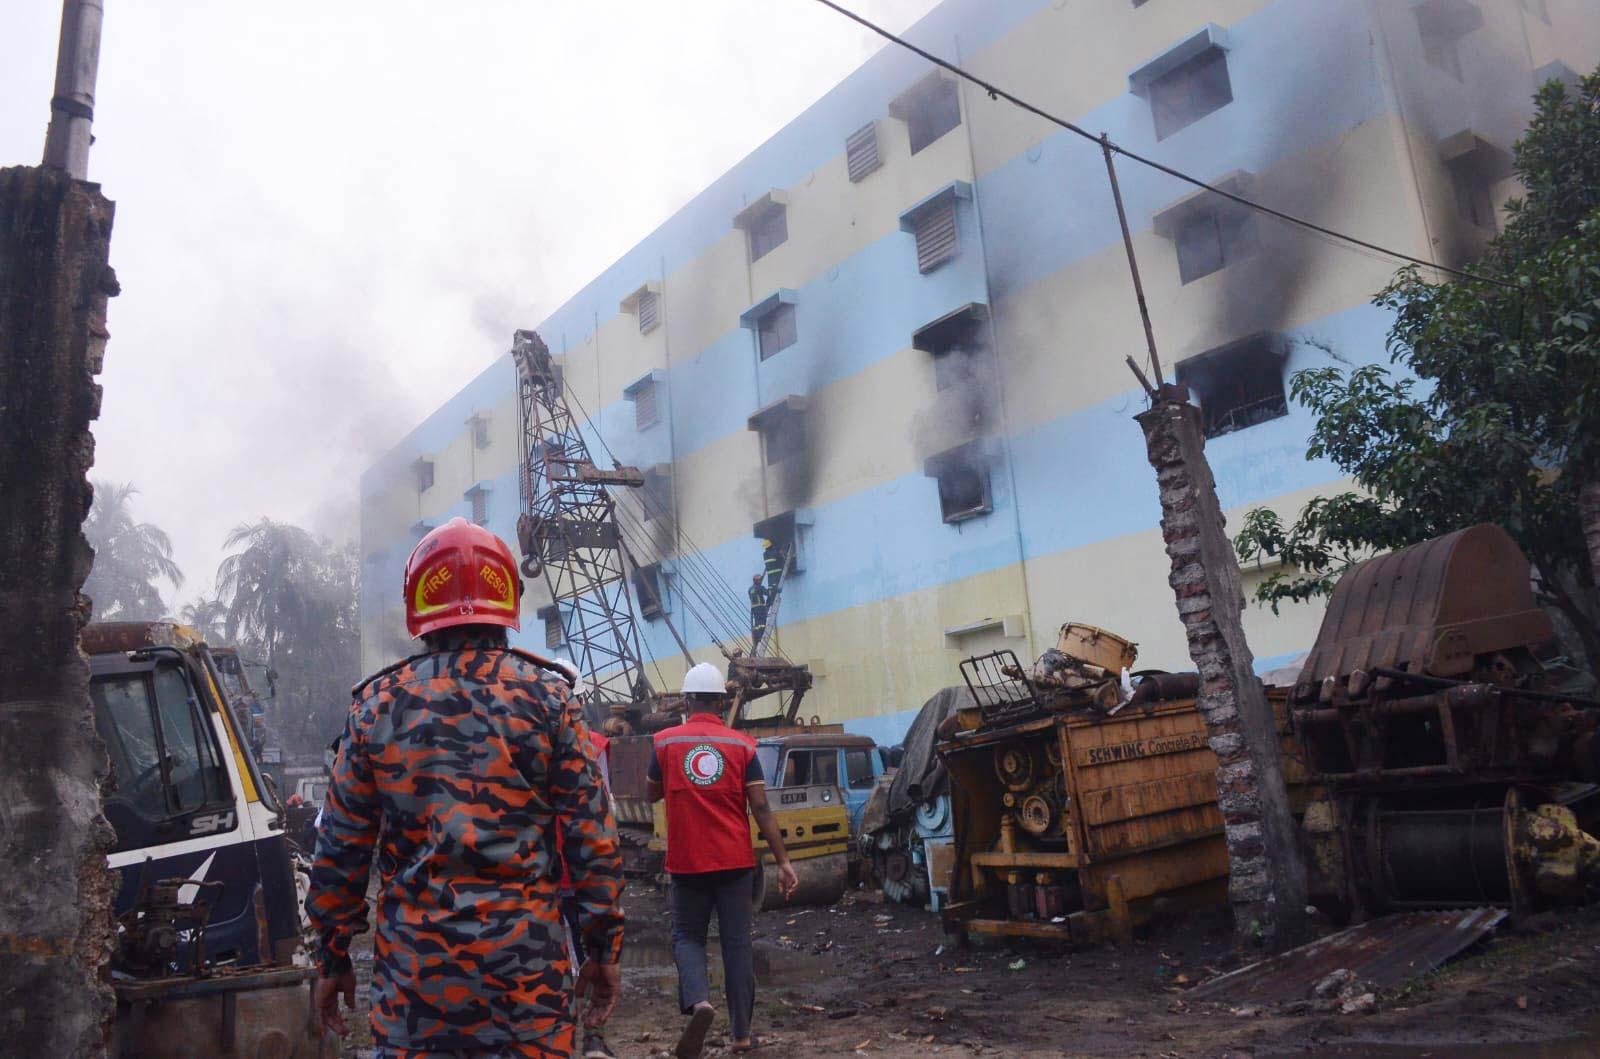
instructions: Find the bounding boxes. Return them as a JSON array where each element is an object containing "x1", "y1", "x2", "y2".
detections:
[{"x1": 683, "y1": 744, "x2": 726, "y2": 787}]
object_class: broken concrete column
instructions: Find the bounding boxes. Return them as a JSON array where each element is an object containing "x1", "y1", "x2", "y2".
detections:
[
  {"x1": 1136, "y1": 397, "x2": 1307, "y2": 951},
  {"x1": 0, "y1": 165, "x2": 119, "y2": 1056}
]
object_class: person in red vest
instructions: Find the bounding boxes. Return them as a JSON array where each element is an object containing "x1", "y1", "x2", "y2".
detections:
[{"x1": 648, "y1": 662, "x2": 798, "y2": 1058}]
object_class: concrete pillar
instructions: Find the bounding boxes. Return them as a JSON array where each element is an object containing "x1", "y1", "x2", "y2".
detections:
[
  {"x1": 0, "y1": 164, "x2": 119, "y2": 1056},
  {"x1": 1136, "y1": 397, "x2": 1307, "y2": 951}
]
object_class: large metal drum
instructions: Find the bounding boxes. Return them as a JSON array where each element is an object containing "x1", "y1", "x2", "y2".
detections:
[
  {"x1": 754, "y1": 852, "x2": 848, "y2": 911},
  {"x1": 1056, "y1": 623, "x2": 1138, "y2": 672}
]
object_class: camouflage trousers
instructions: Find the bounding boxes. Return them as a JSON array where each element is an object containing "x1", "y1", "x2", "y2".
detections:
[{"x1": 374, "y1": 1024, "x2": 574, "y2": 1059}]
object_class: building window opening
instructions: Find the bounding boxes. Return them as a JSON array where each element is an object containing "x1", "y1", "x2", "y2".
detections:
[
  {"x1": 746, "y1": 203, "x2": 788, "y2": 262},
  {"x1": 912, "y1": 197, "x2": 959, "y2": 273},
  {"x1": 633, "y1": 563, "x2": 665, "y2": 621},
  {"x1": 632, "y1": 377, "x2": 659, "y2": 431},
  {"x1": 915, "y1": 305, "x2": 985, "y2": 404},
  {"x1": 641, "y1": 464, "x2": 672, "y2": 523},
  {"x1": 411, "y1": 457, "x2": 435, "y2": 493},
  {"x1": 1175, "y1": 207, "x2": 1253, "y2": 284},
  {"x1": 467, "y1": 486, "x2": 489, "y2": 526},
  {"x1": 537, "y1": 605, "x2": 563, "y2": 650},
  {"x1": 1448, "y1": 161, "x2": 1494, "y2": 229},
  {"x1": 757, "y1": 303, "x2": 798, "y2": 360},
  {"x1": 892, "y1": 75, "x2": 962, "y2": 155},
  {"x1": 926, "y1": 442, "x2": 993, "y2": 524},
  {"x1": 637, "y1": 289, "x2": 660, "y2": 333},
  {"x1": 761, "y1": 410, "x2": 805, "y2": 466},
  {"x1": 469, "y1": 414, "x2": 490, "y2": 450},
  {"x1": 1414, "y1": 0, "x2": 1482, "y2": 83},
  {"x1": 1148, "y1": 46, "x2": 1232, "y2": 140},
  {"x1": 937, "y1": 461, "x2": 992, "y2": 524},
  {"x1": 753, "y1": 511, "x2": 800, "y2": 579},
  {"x1": 1176, "y1": 334, "x2": 1289, "y2": 438},
  {"x1": 846, "y1": 121, "x2": 882, "y2": 182}
]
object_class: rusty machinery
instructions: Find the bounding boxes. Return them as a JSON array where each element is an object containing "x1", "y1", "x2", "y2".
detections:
[
  {"x1": 1292, "y1": 524, "x2": 1600, "y2": 920},
  {"x1": 939, "y1": 624, "x2": 1309, "y2": 945}
]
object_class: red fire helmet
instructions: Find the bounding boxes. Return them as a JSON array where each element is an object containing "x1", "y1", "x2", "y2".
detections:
[{"x1": 403, "y1": 517, "x2": 522, "y2": 638}]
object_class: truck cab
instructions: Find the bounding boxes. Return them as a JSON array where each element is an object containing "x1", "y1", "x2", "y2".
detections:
[
  {"x1": 85, "y1": 622, "x2": 302, "y2": 972},
  {"x1": 756, "y1": 732, "x2": 885, "y2": 835}
]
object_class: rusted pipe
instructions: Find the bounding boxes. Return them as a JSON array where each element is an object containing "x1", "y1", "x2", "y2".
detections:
[{"x1": 1293, "y1": 686, "x2": 1493, "y2": 725}]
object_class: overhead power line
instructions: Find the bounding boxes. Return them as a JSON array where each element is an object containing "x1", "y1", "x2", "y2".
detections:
[{"x1": 808, "y1": 0, "x2": 1514, "y2": 291}]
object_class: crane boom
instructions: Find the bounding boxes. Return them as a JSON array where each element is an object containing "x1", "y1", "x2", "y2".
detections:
[{"x1": 511, "y1": 329, "x2": 653, "y2": 709}]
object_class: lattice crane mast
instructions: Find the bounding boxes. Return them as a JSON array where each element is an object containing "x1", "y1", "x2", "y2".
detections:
[{"x1": 510, "y1": 329, "x2": 654, "y2": 712}]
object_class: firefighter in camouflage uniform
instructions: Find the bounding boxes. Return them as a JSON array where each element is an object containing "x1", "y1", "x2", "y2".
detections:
[{"x1": 308, "y1": 517, "x2": 625, "y2": 1059}]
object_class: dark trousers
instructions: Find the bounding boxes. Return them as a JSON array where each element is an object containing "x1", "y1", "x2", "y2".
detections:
[
  {"x1": 670, "y1": 868, "x2": 756, "y2": 1042},
  {"x1": 560, "y1": 894, "x2": 587, "y2": 968},
  {"x1": 750, "y1": 608, "x2": 769, "y2": 654}
]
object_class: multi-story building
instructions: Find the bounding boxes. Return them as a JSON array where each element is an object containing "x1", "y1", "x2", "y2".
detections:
[{"x1": 359, "y1": 0, "x2": 1597, "y2": 745}]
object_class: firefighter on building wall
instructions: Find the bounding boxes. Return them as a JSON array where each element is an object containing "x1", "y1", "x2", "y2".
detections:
[
  {"x1": 748, "y1": 574, "x2": 769, "y2": 655},
  {"x1": 648, "y1": 662, "x2": 799, "y2": 1057},
  {"x1": 306, "y1": 517, "x2": 625, "y2": 1059},
  {"x1": 762, "y1": 537, "x2": 785, "y2": 595}
]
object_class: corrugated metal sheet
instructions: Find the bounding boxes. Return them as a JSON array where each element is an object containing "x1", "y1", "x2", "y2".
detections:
[
  {"x1": 637, "y1": 289, "x2": 659, "y2": 333},
  {"x1": 1187, "y1": 908, "x2": 1506, "y2": 1004},
  {"x1": 846, "y1": 122, "x2": 881, "y2": 182},
  {"x1": 916, "y1": 198, "x2": 958, "y2": 273},
  {"x1": 633, "y1": 378, "x2": 658, "y2": 430}
]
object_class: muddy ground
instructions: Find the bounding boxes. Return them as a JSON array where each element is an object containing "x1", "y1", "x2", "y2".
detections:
[{"x1": 341, "y1": 886, "x2": 1600, "y2": 1058}]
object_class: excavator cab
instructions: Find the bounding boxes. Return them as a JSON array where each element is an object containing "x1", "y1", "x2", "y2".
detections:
[
  {"x1": 85, "y1": 623, "x2": 329, "y2": 1058},
  {"x1": 87, "y1": 622, "x2": 300, "y2": 972}
]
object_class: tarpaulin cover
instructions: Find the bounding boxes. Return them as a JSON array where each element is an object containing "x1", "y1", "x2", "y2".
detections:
[{"x1": 884, "y1": 686, "x2": 975, "y2": 822}]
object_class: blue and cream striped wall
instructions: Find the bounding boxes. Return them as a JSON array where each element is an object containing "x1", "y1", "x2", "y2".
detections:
[{"x1": 359, "y1": 0, "x2": 1597, "y2": 746}]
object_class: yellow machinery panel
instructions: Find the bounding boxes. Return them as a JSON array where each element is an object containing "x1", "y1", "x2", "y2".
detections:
[{"x1": 941, "y1": 693, "x2": 1309, "y2": 943}]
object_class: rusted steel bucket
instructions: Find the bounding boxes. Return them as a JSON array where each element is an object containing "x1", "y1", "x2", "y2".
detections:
[
  {"x1": 1056, "y1": 623, "x2": 1138, "y2": 672},
  {"x1": 1293, "y1": 524, "x2": 1552, "y2": 702}
]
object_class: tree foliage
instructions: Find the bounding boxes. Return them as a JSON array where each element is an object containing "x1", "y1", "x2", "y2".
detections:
[
  {"x1": 82, "y1": 481, "x2": 184, "y2": 621},
  {"x1": 1237, "y1": 70, "x2": 1600, "y2": 667},
  {"x1": 218, "y1": 519, "x2": 360, "y2": 756},
  {"x1": 178, "y1": 594, "x2": 229, "y2": 642}
]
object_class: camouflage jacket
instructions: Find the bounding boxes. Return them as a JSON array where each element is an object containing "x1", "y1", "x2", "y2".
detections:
[{"x1": 307, "y1": 642, "x2": 624, "y2": 1050}]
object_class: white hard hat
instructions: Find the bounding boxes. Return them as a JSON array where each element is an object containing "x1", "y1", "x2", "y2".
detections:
[
  {"x1": 681, "y1": 662, "x2": 726, "y2": 696},
  {"x1": 551, "y1": 658, "x2": 585, "y2": 698}
]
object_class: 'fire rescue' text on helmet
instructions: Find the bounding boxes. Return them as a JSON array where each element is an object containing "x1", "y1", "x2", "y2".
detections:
[{"x1": 402, "y1": 517, "x2": 522, "y2": 637}]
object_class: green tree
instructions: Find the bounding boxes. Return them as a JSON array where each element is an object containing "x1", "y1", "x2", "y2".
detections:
[
  {"x1": 217, "y1": 520, "x2": 360, "y2": 755},
  {"x1": 1237, "y1": 70, "x2": 1600, "y2": 672},
  {"x1": 82, "y1": 481, "x2": 183, "y2": 621},
  {"x1": 179, "y1": 594, "x2": 229, "y2": 642}
]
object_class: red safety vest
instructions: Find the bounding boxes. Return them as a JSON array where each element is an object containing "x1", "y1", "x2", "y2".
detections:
[{"x1": 654, "y1": 713, "x2": 759, "y2": 875}]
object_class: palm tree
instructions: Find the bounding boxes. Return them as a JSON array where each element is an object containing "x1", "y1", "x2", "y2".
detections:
[
  {"x1": 217, "y1": 519, "x2": 322, "y2": 662},
  {"x1": 82, "y1": 481, "x2": 183, "y2": 621},
  {"x1": 217, "y1": 520, "x2": 362, "y2": 756},
  {"x1": 179, "y1": 595, "x2": 229, "y2": 642}
]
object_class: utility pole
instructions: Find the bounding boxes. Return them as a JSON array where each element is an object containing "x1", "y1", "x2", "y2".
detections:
[
  {"x1": 1100, "y1": 137, "x2": 1308, "y2": 951},
  {"x1": 0, "y1": 2, "x2": 118, "y2": 1054}
]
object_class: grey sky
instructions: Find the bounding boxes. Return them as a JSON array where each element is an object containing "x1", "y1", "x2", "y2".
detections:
[{"x1": 1, "y1": 0, "x2": 938, "y2": 613}]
